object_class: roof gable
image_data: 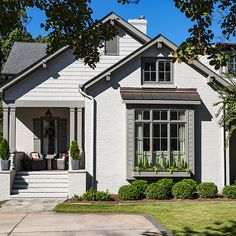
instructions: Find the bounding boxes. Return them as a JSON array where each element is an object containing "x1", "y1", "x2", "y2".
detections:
[
  {"x1": 0, "y1": 12, "x2": 150, "y2": 92},
  {"x1": 83, "y1": 34, "x2": 230, "y2": 90}
]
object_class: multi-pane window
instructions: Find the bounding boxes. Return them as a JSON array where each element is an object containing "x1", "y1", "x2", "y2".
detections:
[
  {"x1": 135, "y1": 109, "x2": 187, "y2": 169},
  {"x1": 143, "y1": 59, "x2": 172, "y2": 83},
  {"x1": 229, "y1": 56, "x2": 236, "y2": 72}
]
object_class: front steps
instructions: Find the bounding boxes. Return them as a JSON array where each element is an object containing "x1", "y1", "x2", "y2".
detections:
[{"x1": 11, "y1": 171, "x2": 68, "y2": 198}]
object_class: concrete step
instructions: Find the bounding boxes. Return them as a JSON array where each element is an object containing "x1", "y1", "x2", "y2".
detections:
[
  {"x1": 13, "y1": 183, "x2": 68, "y2": 189},
  {"x1": 13, "y1": 178, "x2": 68, "y2": 184},
  {"x1": 16, "y1": 171, "x2": 68, "y2": 175},
  {"x1": 12, "y1": 171, "x2": 69, "y2": 198},
  {"x1": 11, "y1": 188, "x2": 68, "y2": 194},
  {"x1": 15, "y1": 175, "x2": 68, "y2": 180},
  {"x1": 11, "y1": 192, "x2": 68, "y2": 198}
]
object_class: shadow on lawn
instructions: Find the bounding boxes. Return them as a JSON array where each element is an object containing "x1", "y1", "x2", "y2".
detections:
[{"x1": 173, "y1": 220, "x2": 236, "y2": 236}]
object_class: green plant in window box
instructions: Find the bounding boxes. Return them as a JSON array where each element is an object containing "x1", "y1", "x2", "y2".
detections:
[
  {"x1": 133, "y1": 159, "x2": 144, "y2": 174},
  {"x1": 144, "y1": 153, "x2": 150, "y2": 169}
]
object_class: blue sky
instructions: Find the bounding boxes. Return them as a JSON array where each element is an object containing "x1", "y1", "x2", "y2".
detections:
[{"x1": 26, "y1": 0, "x2": 233, "y2": 45}]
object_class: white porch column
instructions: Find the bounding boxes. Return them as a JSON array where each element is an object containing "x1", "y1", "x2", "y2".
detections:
[
  {"x1": 3, "y1": 107, "x2": 9, "y2": 141},
  {"x1": 70, "y1": 107, "x2": 76, "y2": 143},
  {"x1": 9, "y1": 108, "x2": 16, "y2": 152},
  {"x1": 77, "y1": 108, "x2": 83, "y2": 150}
]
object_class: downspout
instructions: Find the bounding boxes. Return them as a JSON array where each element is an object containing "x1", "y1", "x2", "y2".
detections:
[
  {"x1": 223, "y1": 106, "x2": 227, "y2": 186},
  {"x1": 78, "y1": 86, "x2": 96, "y2": 188}
]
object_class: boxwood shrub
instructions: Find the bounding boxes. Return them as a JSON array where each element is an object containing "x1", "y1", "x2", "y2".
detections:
[
  {"x1": 118, "y1": 185, "x2": 140, "y2": 200},
  {"x1": 197, "y1": 182, "x2": 218, "y2": 198},
  {"x1": 82, "y1": 188, "x2": 112, "y2": 201},
  {"x1": 223, "y1": 185, "x2": 236, "y2": 199},
  {"x1": 145, "y1": 178, "x2": 174, "y2": 200},
  {"x1": 131, "y1": 180, "x2": 148, "y2": 199},
  {"x1": 181, "y1": 179, "x2": 198, "y2": 189},
  {"x1": 172, "y1": 179, "x2": 196, "y2": 199}
]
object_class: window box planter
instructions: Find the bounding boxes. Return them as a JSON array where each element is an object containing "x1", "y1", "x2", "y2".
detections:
[{"x1": 132, "y1": 170, "x2": 191, "y2": 178}]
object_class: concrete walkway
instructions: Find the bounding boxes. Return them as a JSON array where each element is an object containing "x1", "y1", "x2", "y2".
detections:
[
  {"x1": 0, "y1": 212, "x2": 162, "y2": 236},
  {"x1": 0, "y1": 199, "x2": 64, "y2": 213}
]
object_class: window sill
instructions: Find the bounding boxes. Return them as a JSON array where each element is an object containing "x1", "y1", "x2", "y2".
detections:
[
  {"x1": 141, "y1": 84, "x2": 177, "y2": 89},
  {"x1": 132, "y1": 171, "x2": 191, "y2": 178}
]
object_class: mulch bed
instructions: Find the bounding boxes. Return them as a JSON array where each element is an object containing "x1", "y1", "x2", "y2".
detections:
[{"x1": 64, "y1": 195, "x2": 236, "y2": 205}]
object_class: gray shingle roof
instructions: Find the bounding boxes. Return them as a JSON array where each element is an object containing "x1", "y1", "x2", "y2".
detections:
[
  {"x1": 1, "y1": 42, "x2": 47, "y2": 75},
  {"x1": 120, "y1": 87, "x2": 201, "y2": 101}
]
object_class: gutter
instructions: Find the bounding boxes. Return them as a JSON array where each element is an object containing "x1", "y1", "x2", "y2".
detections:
[{"x1": 78, "y1": 86, "x2": 96, "y2": 188}]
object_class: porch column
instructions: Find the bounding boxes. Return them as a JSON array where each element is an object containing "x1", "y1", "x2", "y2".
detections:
[
  {"x1": 70, "y1": 107, "x2": 75, "y2": 143},
  {"x1": 9, "y1": 107, "x2": 16, "y2": 152},
  {"x1": 3, "y1": 107, "x2": 9, "y2": 141},
  {"x1": 77, "y1": 108, "x2": 83, "y2": 150}
]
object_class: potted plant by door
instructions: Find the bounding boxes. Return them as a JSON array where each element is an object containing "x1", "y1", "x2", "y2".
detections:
[
  {"x1": 70, "y1": 140, "x2": 81, "y2": 170},
  {"x1": 0, "y1": 139, "x2": 10, "y2": 171}
]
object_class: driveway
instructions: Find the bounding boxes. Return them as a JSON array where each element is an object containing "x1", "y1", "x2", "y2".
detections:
[
  {"x1": 0, "y1": 212, "x2": 162, "y2": 236},
  {"x1": 0, "y1": 199, "x2": 166, "y2": 236}
]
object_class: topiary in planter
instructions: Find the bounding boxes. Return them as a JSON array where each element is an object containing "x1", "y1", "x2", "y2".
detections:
[
  {"x1": 223, "y1": 185, "x2": 236, "y2": 199},
  {"x1": 118, "y1": 184, "x2": 140, "y2": 200},
  {"x1": 145, "y1": 178, "x2": 174, "y2": 200},
  {"x1": 131, "y1": 180, "x2": 148, "y2": 199},
  {"x1": 70, "y1": 140, "x2": 80, "y2": 160},
  {"x1": 172, "y1": 180, "x2": 196, "y2": 199},
  {"x1": 0, "y1": 139, "x2": 10, "y2": 160},
  {"x1": 197, "y1": 182, "x2": 218, "y2": 198}
]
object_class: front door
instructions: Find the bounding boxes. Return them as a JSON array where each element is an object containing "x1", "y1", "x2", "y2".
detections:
[
  {"x1": 42, "y1": 118, "x2": 57, "y2": 155},
  {"x1": 33, "y1": 117, "x2": 68, "y2": 155}
]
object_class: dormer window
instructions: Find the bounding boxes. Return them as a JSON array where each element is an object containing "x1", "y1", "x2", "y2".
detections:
[
  {"x1": 104, "y1": 36, "x2": 119, "y2": 55},
  {"x1": 142, "y1": 58, "x2": 172, "y2": 83},
  {"x1": 229, "y1": 56, "x2": 236, "y2": 72}
]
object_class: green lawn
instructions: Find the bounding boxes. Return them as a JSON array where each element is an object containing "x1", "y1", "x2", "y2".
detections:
[
  {"x1": 54, "y1": 201, "x2": 236, "y2": 235},
  {"x1": 0, "y1": 200, "x2": 7, "y2": 207}
]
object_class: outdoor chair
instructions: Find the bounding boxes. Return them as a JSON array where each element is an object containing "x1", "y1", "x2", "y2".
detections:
[
  {"x1": 30, "y1": 152, "x2": 47, "y2": 171},
  {"x1": 53, "y1": 153, "x2": 69, "y2": 170}
]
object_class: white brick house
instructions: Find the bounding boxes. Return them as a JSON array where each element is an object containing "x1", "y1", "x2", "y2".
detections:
[{"x1": 0, "y1": 12, "x2": 235, "y2": 199}]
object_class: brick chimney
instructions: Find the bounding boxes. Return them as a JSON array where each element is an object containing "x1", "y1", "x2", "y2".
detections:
[{"x1": 128, "y1": 16, "x2": 147, "y2": 34}]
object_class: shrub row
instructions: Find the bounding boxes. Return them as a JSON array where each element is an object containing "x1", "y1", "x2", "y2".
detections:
[
  {"x1": 71, "y1": 180, "x2": 236, "y2": 202},
  {"x1": 118, "y1": 179, "x2": 236, "y2": 200}
]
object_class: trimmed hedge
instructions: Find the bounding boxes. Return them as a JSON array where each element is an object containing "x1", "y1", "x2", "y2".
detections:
[
  {"x1": 197, "y1": 182, "x2": 218, "y2": 198},
  {"x1": 181, "y1": 179, "x2": 198, "y2": 189},
  {"x1": 172, "y1": 179, "x2": 196, "y2": 199},
  {"x1": 118, "y1": 185, "x2": 140, "y2": 200},
  {"x1": 131, "y1": 180, "x2": 148, "y2": 199},
  {"x1": 145, "y1": 178, "x2": 174, "y2": 200},
  {"x1": 223, "y1": 185, "x2": 236, "y2": 199}
]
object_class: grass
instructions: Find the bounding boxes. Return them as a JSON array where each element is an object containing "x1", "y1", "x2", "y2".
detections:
[
  {"x1": 54, "y1": 201, "x2": 236, "y2": 235},
  {"x1": 0, "y1": 200, "x2": 7, "y2": 207}
]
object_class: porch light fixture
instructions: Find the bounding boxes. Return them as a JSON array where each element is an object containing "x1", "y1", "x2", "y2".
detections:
[{"x1": 45, "y1": 109, "x2": 52, "y2": 122}]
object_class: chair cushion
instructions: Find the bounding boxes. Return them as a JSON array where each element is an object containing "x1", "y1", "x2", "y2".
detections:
[
  {"x1": 59, "y1": 153, "x2": 67, "y2": 160},
  {"x1": 31, "y1": 152, "x2": 40, "y2": 160}
]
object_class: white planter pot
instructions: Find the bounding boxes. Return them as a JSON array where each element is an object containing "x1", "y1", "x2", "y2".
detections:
[
  {"x1": 71, "y1": 160, "x2": 80, "y2": 170},
  {"x1": 0, "y1": 160, "x2": 10, "y2": 171}
]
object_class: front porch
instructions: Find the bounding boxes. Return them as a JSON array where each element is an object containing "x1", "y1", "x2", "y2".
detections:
[
  {"x1": 3, "y1": 106, "x2": 85, "y2": 171},
  {"x1": 0, "y1": 104, "x2": 88, "y2": 199}
]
